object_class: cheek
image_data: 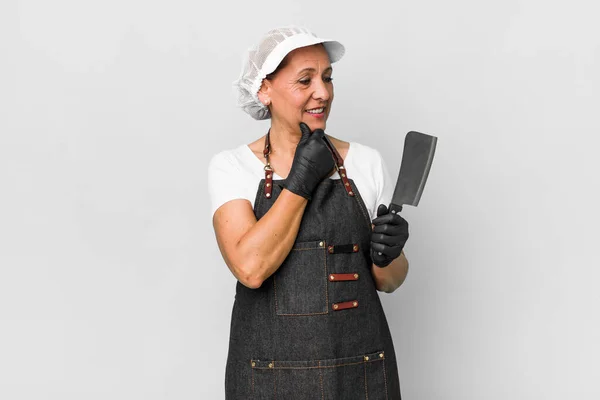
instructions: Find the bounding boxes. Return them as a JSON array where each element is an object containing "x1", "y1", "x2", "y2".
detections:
[{"x1": 289, "y1": 91, "x2": 311, "y2": 111}]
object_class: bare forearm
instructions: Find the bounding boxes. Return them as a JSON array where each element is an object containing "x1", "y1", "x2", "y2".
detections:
[
  {"x1": 371, "y1": 252, "x2": 409, "y2": 293},
  {"x1": 234, "y1": 190, "x2": 307, "y2": 287}
]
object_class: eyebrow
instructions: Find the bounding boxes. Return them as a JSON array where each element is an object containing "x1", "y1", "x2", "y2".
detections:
[{"x1": 297, "y1": 66, "x2": 333, "y2": 75}]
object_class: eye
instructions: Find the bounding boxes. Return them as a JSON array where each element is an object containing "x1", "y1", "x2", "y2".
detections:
[
  {"x1": 298, "y1": 78, "x2": 311, "y2": 85},
  {"x1": 324, "y1": 76, "x2": 333, "y2": 83}
]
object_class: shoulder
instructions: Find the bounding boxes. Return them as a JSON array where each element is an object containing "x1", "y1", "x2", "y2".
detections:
[
  {"x1": 347, "y1": 141, "x2": 386, "y2": 173},
  {"x1": 208, "y1": 144, "x2": 253, "y2": 174},
  {"x1": 342, "y1": 142, "x2": 390, "y2": 221},
  {"x1": 346, "y1": 142, "x2": 390, "y2": 195},
  {"x1": 207, "y1": 144, "x2": 263, "y2": 217},
  {"x1": 349, "y1": 141, "x2": 383, "y2": 159}
]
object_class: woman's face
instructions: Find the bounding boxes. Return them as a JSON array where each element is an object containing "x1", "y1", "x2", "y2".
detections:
[{"x1": 260, "y1": 44, "x2": 334, "y2": 133}]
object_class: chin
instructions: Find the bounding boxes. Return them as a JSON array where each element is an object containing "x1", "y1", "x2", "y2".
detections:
[{"x1": 302, "y1": 119, "x2": 327, "y2": 131}]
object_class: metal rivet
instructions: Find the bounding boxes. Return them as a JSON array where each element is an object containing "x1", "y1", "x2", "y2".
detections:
[
  {"x1": 329, "y1": 275, "x2": 335, "y2": 281},
  {"x1": 251, "y1": 361, "x2": 256, "y2": 367},
  {"x1": 267, "y1": 174, "x2": 271, "y2": 179},
  {"x1": 266, "y1": 183, "x2": 271, "y2": 187},
  {"x1": 349, "y1": 191, "x2": 354, "y2": 196},
  {"x1": 354, "y1": 273, "x2": 359, "y2": 279},
  {"x1": 353, "y1": 301, "x2": 358, "y2": 307},
  {"x1": 353, "y1": 245, "x2": 359, "y2": 252},
  {"x1": 379, "y1": 353, "x2": 384, "y2": 358},
  {"x1": 319, "y1": 241, "x2": 324, "y2": 247},
  {"x1": 341, "y1": 173, "x2": 346, "y2": 177},
  {"x1": 328, "y1": 246, "x2": 334, "y2": 253},
  {"x1": 266, "y1": 193, "x2": 271, "y2": 198},
  {"x1": 268, "y1": 363, "x2": 273, "y2": 368},
  {"x1": 364, "y1": 356, "x2": 369, "y2": 361},
  {"x1": 345, "y1": 182, "x2": 350, "y2": 186},
  {"x1": 333, "y1": 304, "x2": 339, "y2": 310}
]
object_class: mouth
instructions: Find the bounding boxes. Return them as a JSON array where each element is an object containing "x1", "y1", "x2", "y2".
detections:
[{"x1": 305, "y1": 106, "x2": 326, "y2": 118}]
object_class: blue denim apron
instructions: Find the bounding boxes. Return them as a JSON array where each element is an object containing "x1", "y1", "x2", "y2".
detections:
[{"x1": 225, "y1": 140, "x2": 402, "y2": 399}]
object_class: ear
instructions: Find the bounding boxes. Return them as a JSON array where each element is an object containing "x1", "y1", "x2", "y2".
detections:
[{"x1": 257, "y1": 80, "x2": 271, "y2": 106}]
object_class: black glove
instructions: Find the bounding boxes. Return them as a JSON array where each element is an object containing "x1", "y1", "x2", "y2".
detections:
[
  {"x1": 283, "y1": 122, "x2": 336, "y2": 199},
  {"x1": 370, "y1": 204, "x2": 409, "y2": 267}
]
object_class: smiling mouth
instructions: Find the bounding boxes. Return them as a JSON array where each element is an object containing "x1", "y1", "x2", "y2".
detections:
[{"x1": 306, "y1": 107, "x2": 325, "y2": 114}]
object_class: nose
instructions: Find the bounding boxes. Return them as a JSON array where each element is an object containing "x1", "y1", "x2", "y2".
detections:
[{"x1": 312, "y1": 77, "x2": 331, "y2": 102}]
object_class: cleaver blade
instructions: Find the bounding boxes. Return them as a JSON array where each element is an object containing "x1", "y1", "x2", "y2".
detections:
[{"x1": 388, "y1": 131, "x2": 437, "y2": 215}]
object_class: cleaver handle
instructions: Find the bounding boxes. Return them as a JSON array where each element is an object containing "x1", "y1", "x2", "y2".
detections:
[
  {"x1": 389, "y1": 203, "x2": 403, "y2": 215},
  {"x1": 376, "y1": 202, "x2": 403, "y2": 256}
]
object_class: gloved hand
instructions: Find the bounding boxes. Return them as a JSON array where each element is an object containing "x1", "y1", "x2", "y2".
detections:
[
  {"x1": 283, "y1": 122, "x2": 336, "y2": 199},
  {"x1": 370, "y1": 204, "x2": 409, "y2": 267}
]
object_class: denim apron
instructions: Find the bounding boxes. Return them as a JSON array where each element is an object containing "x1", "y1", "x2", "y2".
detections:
[{"x1": 225, "y1": 139, "x2": 402, "y2": 399}]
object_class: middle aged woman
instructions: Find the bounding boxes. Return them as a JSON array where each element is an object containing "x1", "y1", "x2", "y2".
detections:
[{"x1": 209, "y1": 26, "x2": 410, "y2": 399}]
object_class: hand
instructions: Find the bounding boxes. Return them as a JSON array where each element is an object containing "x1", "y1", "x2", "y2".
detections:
[
  {"x1": 370, "y1": 204, "x2": 409, "y2": 268},
  {"x1": 283, "y1": 122, "x2": 336, "y2": 199}
]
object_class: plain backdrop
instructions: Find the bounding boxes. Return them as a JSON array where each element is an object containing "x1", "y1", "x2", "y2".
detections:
[{"x1": 1, "y1": 0, "x2": 599, "y2": 399}]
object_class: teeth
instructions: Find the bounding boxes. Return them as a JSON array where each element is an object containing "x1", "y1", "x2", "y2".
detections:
[{"x1": 307, "y1": 107, "x2": 324, "y2": 114}]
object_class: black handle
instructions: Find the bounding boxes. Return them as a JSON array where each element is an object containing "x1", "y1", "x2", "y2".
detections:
[
  {"x1": 389, "y1": 203, "x2": 403, "y2": 215},
  {"x1": 376, "y1": 202, "x2": 403, "y2": 256}
]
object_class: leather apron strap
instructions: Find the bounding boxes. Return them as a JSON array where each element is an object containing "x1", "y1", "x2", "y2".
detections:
[{"x1": 262, "y1": 130, "x2": 355, "y2": 198}]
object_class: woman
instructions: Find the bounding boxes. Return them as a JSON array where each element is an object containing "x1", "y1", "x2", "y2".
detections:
[{"x1": 209, "y1": 26, "x2": 410, "y2": 399}]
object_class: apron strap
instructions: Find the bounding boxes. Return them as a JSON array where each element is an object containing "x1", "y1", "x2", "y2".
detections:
[
  {"x1": 263, "y1": 131, "x2": 274, "y2": 198},
  {"x1": 263, "y1": 130, "x2": 354, "y2": 198},
  {"x1": 322, "y1": 136, "x2": 355, "y2": 197}
]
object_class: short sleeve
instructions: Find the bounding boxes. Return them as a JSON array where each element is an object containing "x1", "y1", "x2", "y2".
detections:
[
  {"x1": 207, "y1": 151, "x2": 255, "y2": 217},
  {"x1": 373, "y1": 149, "x2": 395, "y2": 219}
]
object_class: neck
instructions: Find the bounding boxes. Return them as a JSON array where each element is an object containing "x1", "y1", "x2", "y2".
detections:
[{"x1": 268, "y1": 119, "x2": 302, "y2": 157}]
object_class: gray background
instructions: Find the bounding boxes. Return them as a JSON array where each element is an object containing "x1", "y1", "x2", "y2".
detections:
[{"x1": 1, "y1": 0, "x2": 599, "y2": 399}]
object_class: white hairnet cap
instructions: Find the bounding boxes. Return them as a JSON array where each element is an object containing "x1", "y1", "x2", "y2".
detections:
[{"x1": 233, "y1": 25, "x2": 345, "y2": 120}]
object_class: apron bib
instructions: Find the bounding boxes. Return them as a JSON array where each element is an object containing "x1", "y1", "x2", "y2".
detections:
[{"x1": 225, "y1": 140, "x2": 402, "y2": 399}]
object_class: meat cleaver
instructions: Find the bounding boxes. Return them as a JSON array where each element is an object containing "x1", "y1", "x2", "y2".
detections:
[
  {"x1": 376, "y1": 131, "x2": 437, "y2": 255},
  {"x1": 388, "y1": 131, "x2": 438, "y2": 215}
]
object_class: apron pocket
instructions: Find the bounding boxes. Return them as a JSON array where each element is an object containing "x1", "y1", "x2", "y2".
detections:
[
  {"x1": 274, "y1": 240, "x2": 328, "y2": 316},
  {"x1": 251, "y1": 350, "x2": 388, "y2": 399}
]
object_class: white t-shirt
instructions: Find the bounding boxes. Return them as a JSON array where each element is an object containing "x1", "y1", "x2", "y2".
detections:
[{"x1": 208, "y1": 142, "x2": 394, "y2": 221}]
